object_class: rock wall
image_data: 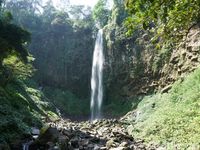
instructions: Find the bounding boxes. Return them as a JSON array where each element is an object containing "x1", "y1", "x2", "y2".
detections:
[
  {"x1": 103, "y1": 4, "x2": 200, "y2": 100},
  {"x1": 159, "y1": 24, "x2": 200, "y2": 89}
]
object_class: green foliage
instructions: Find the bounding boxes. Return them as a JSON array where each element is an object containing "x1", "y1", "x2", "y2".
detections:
[
  {"x1": 0, "y1": 81, "x2": 41, "y2": 144},
  {"x1": 152, "y1": 42, "x2": 173, "y2": 73},
  {"x1": 3, "y1": 54, "x2": 34, "y2": 79},
  {"x1": 0, "y1": 77, "x2": 59, "y2": 144},
  {"x1": 0, "y1": 12, "x2": 30, "y2": 65},
  {"x1": 0, "y1": 0, "x2": 4, "y2": 8},
  {"x1": 110, "y1": 0, "x2": 127, "y2": 25},
  {"x1": 0, "y1": 2, "x2": 31, "y2": 64},
  {"x1": 127, "y1": 68, "x2": 200, "y2": 148},
  {"x1": 43, "y1": 87, "x2": 90, "y2": 116},
  {"x1": 104, "y1": 97, "x2": 133, "y2": 117},
  {"x1": 1, "y1": 0, "x2": 95, "y2": 145},
  {"x1": 5, "y1": 0, "x2": 41, "y2": 15},
  {"x1": 0, "y1": 55, "x2": 59, "y2": 145},
  {"x1": 69, "y1": 5, "x2": 94, "y2": 29},
  {"x1": 125, "y1": 0, "x2": 200, "y2": 45},
  {"x1": 5, "y1": 1, "x2": 94, "y2": 97},
  {"x1": 92, "y1": 0, "x2": 110, "y2": 28}
]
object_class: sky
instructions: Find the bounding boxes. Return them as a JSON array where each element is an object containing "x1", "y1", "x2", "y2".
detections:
[
  {"x1": 69, "y1": 0, "x2": 98, "y2": 7},
  {"x1": 43, "y1": 0, "x2": 113, "y2": 9}
]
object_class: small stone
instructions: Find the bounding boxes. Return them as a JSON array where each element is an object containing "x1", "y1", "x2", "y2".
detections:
[
  {"x1": 46, "y1": 142, "x2": 54, "y2": 148},
  {"x1": 87, "y1": 144, "x2": 94, "y2": 148},
  {"x1": 110, "y1": 147, "x2": 126, "y2": 150},
  {"x1": 53, "y1": 145, "x2": 59, "y2": 150},
  {"x1": 62, "y1": 130, "x2": 72, "y2": 137},
  {"x1": 161, "y1": 85, "x2": 172, "y2": 93},
  {"x1": 79, "y1": 139, "x2": 89, "y2": 146},
  {"x1": 70, "y1": 138, "x2": 79, "y2": 148},
  {"x1": 137, "y1": 144, "x2": 145, "y2": 149},
  {"x1": 92, "y1": 120, "x2": 98, "y2": 124},
  {"x1": 94, "y1": 144, "x2": 100, "y2": 150},
  {"x1": 90, "y1": 137, "x2": 100, "y2": 143},
  {"x1": 119, "y1": 141, "x2": 128, "y2": 147},
  {"x1": 58, "y1": 135, "x2": 69, "y2": 149},
  {"x1": 106, "y1": 139, "x2": 114, "y2": 148},
  {"x1": 32, "y1": 135, "x2": 39, "y2": 139},
  {"x1": 191, "y1": 56, "x2": 198, "y2": 62},
  {"x1": 100, "y1": 147, "x2": 107, "y2": 150},
  {"x1": 31, "y1": 127, "x2": 40, "y2": 135},
  {"x1": 112, "y1": 119, "x2": 118, "y2": 123}
]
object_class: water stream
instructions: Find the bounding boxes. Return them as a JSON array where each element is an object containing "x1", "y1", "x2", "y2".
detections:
[{"x1": 90, "y1": 29, "x2": 104, "y2": 120}]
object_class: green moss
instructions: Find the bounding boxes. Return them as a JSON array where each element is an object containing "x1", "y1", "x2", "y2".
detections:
[{"x1": 47, "y1": 111, "x2": 60, "y2": 122}]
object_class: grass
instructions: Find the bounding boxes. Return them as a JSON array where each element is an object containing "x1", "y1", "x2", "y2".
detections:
[{"x1": 126, "y1": 67, "x2": 200, "y2": 148}]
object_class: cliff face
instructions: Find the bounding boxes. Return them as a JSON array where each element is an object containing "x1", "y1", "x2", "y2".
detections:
[
  {"x1": 103, "y1": 2, "x2": 200, "y2": 100},
  {"x1": 30, "y1": 23, "x2": 94, "y2": 98},
  {"x1": 159, "y1": 24, "x2": 200, "y2": 89}
]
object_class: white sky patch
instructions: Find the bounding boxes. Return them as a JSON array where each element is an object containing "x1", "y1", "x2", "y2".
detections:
[
  {"x1": 70, "y1": 0, "x2": 98, "y2": 7},
  {"x1": 70, "y1": 0, "x2": 113, "y2": 9},
  {"x1": 42, "y1": 0, "x2": 113, "y2": 9}
]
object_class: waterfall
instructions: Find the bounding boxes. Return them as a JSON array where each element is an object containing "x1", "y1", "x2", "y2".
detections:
[{"x1": 90, "y1": 29, "x2": 104, "y2": 120}]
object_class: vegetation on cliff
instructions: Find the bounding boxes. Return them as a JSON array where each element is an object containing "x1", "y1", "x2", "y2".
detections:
[
  {"x1": 0, "y1": 54, "x2": 59, "y2": 146},
  {"x1": 104, "y1": 0, "x2": 200, "y2": 99},
  {"x1": 125, "y1": 0, "x2": 200, "y2": 45},
  {"x1": 5, "y1": 0, "x2": 95, "y2": 98},
  {"x1": 103, "y1": 0, "x2": 200, "y2": 147},
  {"x1": 1, "y1": 0, "x2": 200, "y2": 148},
  {"x1": 124, "y1": 68, "x2": 200, "y2": 148}
]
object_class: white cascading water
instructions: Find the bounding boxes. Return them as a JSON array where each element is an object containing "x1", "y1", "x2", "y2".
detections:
[{"x1": 90, "y1": 29, "x2": 104, "y2": 120}]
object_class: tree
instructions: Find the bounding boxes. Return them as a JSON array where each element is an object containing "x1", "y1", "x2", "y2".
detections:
[
  {"x1": 0, "y1": 0, "x2": 4, "y2": 12},
  {"x1": 4, "y1": 0, "x2": 95, "y2": 97},
  {"x1": 110, "y1": 0, "x2": 127, "y2": 25},
  {"x1": 125, "y1": 0, "x2": 200, "y2": 45},
  {"x1": 69, "y1": 5, "x2": 94, "y2": 29},
  {"x1": 5, "y1": 0, "x2": 42, "y2": 27},
  {"x1": 6, "y1": 0, "x2": 41, "y2": 14},
  {"x1": 0, "y1": 11, "x2": 30, "y2": 67},
  {"x1": 92, "y1": 0, "x2": 110, "y2": 28}
]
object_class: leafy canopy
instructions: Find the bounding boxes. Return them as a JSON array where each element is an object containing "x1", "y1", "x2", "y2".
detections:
[
  {"x1": 125, "y1": 0, "x2": 200, "y2": 44},
  {"x1": 0, "y1": 9, "x2": 30, "y2": 64},
  {"x1": 92, "y1": 0, "x2": 110, "y2": 28}
]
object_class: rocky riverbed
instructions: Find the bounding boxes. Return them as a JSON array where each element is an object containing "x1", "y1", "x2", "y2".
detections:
[{"x1": 26, "y1": 118, "x2": 157, "y2": 150}]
